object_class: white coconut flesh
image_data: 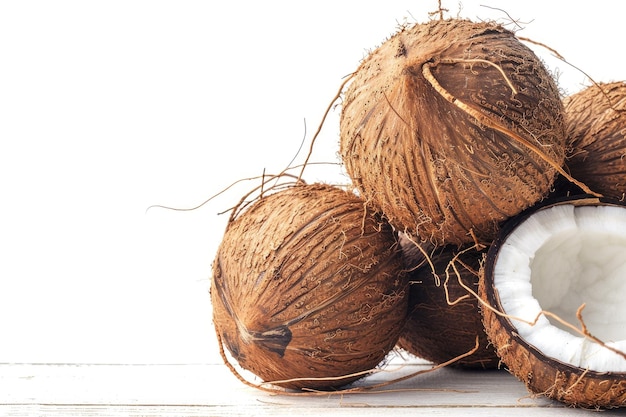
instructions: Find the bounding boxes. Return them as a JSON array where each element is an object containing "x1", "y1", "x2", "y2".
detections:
[{"x1": 494, "y1": 203, "x2": 626, "y2": 372}]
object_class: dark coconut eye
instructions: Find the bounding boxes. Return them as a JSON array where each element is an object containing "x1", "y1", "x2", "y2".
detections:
[{"x1": 480, "y1": 197, "x2": 626, "y2": 409}]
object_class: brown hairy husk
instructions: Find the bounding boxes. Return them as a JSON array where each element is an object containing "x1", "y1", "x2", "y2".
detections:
[
  {"x1": 340, "y1": 18, "x2": 565, "y2": 246},
  {"x1": 211, "y1": 183, "x2": 408, "y2": 390},
  {"x1": 564, "y1": 81, "x2": 626, "y2": 201},
  {"x1": 397, "y1": 235, "x2": 499, "y2": 369}
]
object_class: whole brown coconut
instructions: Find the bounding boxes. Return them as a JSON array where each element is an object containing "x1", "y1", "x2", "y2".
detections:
[
  {"x1": 396, "y1": 234, "x2": 499, "y2": 369},
  {"x1": 564, "y1": 81, "x2": 626, "y2": 201},
  {"x1": 211, "y1": 183, "x2": 409, "y2": 390},
  {"x1": 340, "y1": 19, "x2": 566, "y2": 246},
  {"x1": 480, "y1": 196, "x2": 626, "y2": 408}
]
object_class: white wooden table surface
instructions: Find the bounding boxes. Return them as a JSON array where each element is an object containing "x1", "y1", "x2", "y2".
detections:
[{"x1": 3, "y1": 356, "x2": 625, "y2": 416}]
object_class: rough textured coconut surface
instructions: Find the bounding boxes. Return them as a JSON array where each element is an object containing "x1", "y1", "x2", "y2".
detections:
[
  {"x1": 340, "y1": 19, "x2": 565, "y2": 246},
  {"x1": 564, "y1": 81, "x2": 626, "y2": 200},
  {"x1": 211, "y1": 183, "x2": 408, "y2": 390},
  {"x1": 480, "y1": 198, "x2": 626, "y2": 409},
  {"x1": 397, "y1": 236, "x2": 499, "y2": 368}
]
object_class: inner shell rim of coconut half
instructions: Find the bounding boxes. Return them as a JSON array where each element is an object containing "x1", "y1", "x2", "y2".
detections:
[{"x1": 492, "y1": 202, "x2": 626, "y2": 373}]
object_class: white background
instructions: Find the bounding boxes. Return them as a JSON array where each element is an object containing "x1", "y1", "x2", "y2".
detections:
[{"x1": 1, "y1": 1, "x2": 624, "y2": 365}]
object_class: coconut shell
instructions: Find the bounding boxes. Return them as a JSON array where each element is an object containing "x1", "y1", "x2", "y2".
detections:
[
  {"x1": 564, "y1": 81, "x2": 626, "y2": 200},
  {"x1": 397, "y1": 235, "x2": 499, "y2": 369},
  {"x1": 340, "y1": 19, "x2": 565, "y2": 246},
  {"x1": 480, "y1": 197, "x2": 626, "y2": 408},
  {"x1": 211, "y1": 183, "x2": 409, "y2": 390}
]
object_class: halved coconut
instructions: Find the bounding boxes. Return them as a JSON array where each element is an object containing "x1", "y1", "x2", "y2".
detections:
[{"x1": 480, "y1": 197, "x2": 626, "y2": 408}]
